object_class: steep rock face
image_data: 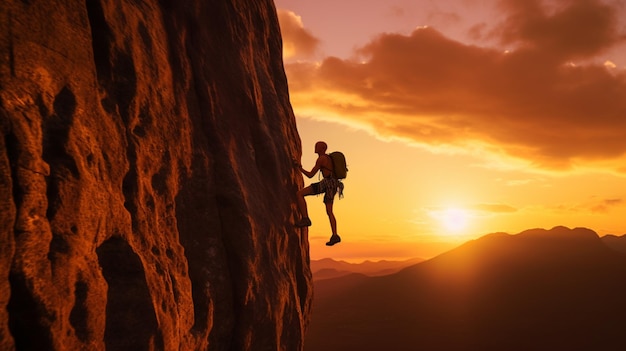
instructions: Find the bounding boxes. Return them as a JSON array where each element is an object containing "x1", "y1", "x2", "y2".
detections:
[{"x1": 0, "y1": 1, "x2": 311, "y2": 350}]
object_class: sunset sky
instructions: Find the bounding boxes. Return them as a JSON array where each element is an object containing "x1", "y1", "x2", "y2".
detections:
[{"x1": 275, "y1": 0, "x2": 626, "y2": 262}]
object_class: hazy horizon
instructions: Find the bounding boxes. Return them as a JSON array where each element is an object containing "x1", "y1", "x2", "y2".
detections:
[{"x1": 312, "y1": 225, "x2": 626, "y2": 263}]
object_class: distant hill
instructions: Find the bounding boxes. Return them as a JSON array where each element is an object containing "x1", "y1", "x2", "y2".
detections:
[
  {"x1": 310, "y1": 257, "x2": 423, "y2": 280},
  {"x1": 602, "y1": 234, "x2": 626, "y2": 254},
  {"x1": 306, "y1": 226, "x2": 626, "y2": 351}
]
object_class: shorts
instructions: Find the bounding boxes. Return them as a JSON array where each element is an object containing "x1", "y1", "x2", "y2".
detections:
[{"x1": 311, "y1": 178, "x2": 338, "y2": 204}]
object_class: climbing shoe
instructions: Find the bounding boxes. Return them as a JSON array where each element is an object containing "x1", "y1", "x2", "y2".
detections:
[{"x1": 326, "y1": 234, "x2": 341, "y2": 246}]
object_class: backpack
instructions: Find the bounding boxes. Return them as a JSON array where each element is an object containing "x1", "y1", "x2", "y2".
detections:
[{"x1": 329, "y1": 151, "x2": 348, "y2": 179}]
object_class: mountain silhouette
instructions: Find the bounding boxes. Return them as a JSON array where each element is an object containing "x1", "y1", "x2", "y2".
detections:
[
  {"x1": 602, "y1": 233, "x2": 626, "y2": 254},
  {"x1": 311, "y1": 258, "x2": 424, "y2": 280},
  {"x1": 306, "y1": 226, "x2": 626, "y2": 351}
]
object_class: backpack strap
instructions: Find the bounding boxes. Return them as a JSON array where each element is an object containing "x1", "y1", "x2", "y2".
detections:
[{"x1": 320, "y1": 154, "x2": 334, "y2": 178}]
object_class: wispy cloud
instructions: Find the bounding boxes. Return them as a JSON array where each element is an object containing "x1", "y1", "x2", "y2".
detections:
[
  {"x1": 424, "y1": 203, "x2": 518, "y2": 218},
  {"x1": 471, "y1": 203, "x2": 518, "y2": 213},
  {"x1": 500, "y1": 178, "x2": 535, "y2": 186},
  {"x1": 589, "y1": 198, "x2": 624, "y2": 213},
  {"x1": 281, "y1": 0, "x2": 626, "y2": 172},
  {"x1": 546, "y1": 196, "x2": 625, "y2": 214}
]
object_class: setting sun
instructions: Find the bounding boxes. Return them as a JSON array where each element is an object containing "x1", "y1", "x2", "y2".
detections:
[{"x1": 430, "y1": 208, "x2": 471, "y2": 234}]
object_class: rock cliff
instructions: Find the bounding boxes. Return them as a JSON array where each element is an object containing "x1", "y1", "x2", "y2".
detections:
[{"x1": 0, "y1": 0, "x2": 311, "y2": 350}]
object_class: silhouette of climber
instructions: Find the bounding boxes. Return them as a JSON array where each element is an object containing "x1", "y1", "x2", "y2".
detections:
[{"x1": 294, "y1": 141, "x2": 343, "y2": 246}]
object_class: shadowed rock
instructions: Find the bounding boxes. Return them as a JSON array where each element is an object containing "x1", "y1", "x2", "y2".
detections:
[{"x1": 0, "y1": 0, "x2": 312, "y2": 350}]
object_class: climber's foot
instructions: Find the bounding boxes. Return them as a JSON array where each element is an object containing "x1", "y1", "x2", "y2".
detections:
[{"x1": 326, "y1": 234, "x2": 341, "y2": 246}]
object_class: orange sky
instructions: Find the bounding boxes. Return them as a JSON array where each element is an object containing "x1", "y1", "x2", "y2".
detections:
[{"x1": 275, "y1": 0, "x2": 626, "y2": 262}]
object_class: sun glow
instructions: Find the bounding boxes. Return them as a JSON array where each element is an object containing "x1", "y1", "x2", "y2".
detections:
[{"x1": 433, "y1": 208, "x2": 470, "y2": 234}]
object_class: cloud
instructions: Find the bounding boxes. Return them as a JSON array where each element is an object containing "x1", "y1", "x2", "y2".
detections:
[
  {"x1": 425, "y1": 203, "x2": 518, "y2": 218},
  {"x1": 277, "y1": 10, "x2": 319, "y2": 59},
  {"x1": 472, "y1": 203, "x2": 518, "y2": 213},
  {"x1": 495, "y1": 0, "x2": 622, "y2": 59},
  {"x1": 284, "y1": 0, "x2": 626, "y2": 171},
  {"x1": 546, "y1": 197, "x2": 624, "y2": 214},
  {"x1": 499, "y1": 178, "x2": 535, "y2": 186},
  {"x1": 589, "y1": 198, "x2": 624, "y2": 213}
]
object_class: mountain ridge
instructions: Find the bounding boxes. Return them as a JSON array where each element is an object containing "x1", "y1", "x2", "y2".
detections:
[
  {"x1": 310, "y1": 257, "x2": 424, "y2": 280},
  {"x1": 306, "y1": 226, "x2": 626, "y2": 351}
]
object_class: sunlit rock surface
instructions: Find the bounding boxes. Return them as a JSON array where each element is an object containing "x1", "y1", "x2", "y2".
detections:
[{"x1": 0, "y1": 0, "x2": 311, "y2": 350}]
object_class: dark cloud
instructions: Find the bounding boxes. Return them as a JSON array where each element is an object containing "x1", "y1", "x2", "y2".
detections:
[
  {"x1": 496, "y1": 0, "x2": 622, "y2": 59},
  {"x1": 285, "y1": 0, "x2": 626, "y2": 171}
]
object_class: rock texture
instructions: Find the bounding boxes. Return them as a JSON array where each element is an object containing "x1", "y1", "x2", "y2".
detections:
[{"x1": 0, "y1": 0, "x2": 311, "y2": 350}]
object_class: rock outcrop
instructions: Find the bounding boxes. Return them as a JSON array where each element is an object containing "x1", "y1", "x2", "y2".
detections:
[{"x1": 0, "y1": 0, "x2": 311, "y2": 350}]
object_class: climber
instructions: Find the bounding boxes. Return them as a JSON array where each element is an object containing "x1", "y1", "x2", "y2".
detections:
[{"x1": 294, "y1": 141, "x2": 343, "y2": 246}]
